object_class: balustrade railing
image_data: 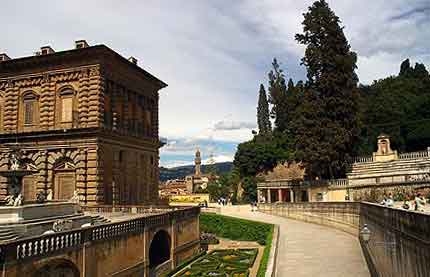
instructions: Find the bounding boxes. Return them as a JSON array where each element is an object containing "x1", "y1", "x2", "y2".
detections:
[
  {"x1": 352, "y1": 156, "x2": 374, "y2": 164},
  {"x1": 398, "y1": 150, "x2": 429, "y2": 160},
  {"x1": 0, "y1": 206, "x2": 200, "y2": 264}
]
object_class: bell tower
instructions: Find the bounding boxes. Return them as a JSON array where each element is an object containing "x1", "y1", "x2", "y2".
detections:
[{"x1": 195, "y1": 148, "x2": 202, "y2": 176}]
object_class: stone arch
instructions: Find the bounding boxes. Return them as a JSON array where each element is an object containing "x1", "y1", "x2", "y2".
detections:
[
  {"x1": 32, "y1": 258, "x2": 79, "y2": 277},
  {"x1": 52, "y1": 156, "x2": 76, "y2": 200},
  {"x1": 149, "y1": 229, "x2": 171, "y2": 268}
]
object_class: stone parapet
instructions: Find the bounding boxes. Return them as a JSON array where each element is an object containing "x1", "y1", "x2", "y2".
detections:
[{"x1": 258, "y1": 202, "x2": 430, "y2": 277}]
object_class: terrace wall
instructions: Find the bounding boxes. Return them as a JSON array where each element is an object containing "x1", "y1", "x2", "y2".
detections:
[{"x1": 258, "y1": 202, "x2": 430, "y2": 277}]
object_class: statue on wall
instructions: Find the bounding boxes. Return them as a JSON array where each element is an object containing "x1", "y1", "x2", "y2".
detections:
[
  {"x1": 5, "y1": 195, "x2": 15, "y2": 206},
  {"x1": 69, "y1": 190, "x2": 80, "y2": 204},
  {"x1": 46, "y1": 189, "x2": 53, "y2": 201},
  {"x1": 36, "y1": 191, "x2": 46, "y2": 204},
  {"x1": 13, "y1": 194, "x2": 23, "y2": 206}
]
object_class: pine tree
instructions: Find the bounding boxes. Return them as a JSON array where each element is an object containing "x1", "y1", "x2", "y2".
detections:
[
  {"x1": 267, "y1": 58, "x2": 288, "y2": 132},
  {"x1": 295, "y1": 0, "x2": 360, "y2": 178},
  {"x1": 257, "y1": 84, "x2": 272, "y2": 135},
  {"x1": 400, "y1": 59, "x2": 412, "y2": 76}
]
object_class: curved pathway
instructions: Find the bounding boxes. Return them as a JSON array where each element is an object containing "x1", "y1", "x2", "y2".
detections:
[{"x1": 218, "y1": 205, "x2": 370, "y2": 277}]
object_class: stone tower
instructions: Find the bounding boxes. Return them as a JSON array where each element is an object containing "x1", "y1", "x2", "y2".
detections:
[{"x1": 195, "y1": 148, "x2": 201, "y2": 176}]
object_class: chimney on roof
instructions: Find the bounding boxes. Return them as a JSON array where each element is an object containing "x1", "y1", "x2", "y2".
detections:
[
  {"x1": 0, "y1": 53, "x2": 11, "y2": 62},
  {"x1": 128, "y1": 56, "x2": 138, "y2": 65},
  {"x1": 75, "y1": 40, "x2": 89, "y2": 49},
  {"x1": 40, "y1": 46, "x2": 55, "y2": 55}
]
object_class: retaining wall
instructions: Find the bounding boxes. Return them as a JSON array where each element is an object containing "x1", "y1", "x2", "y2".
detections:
[{"x1": 258, "y1": 202, "x2": 430, "y2": 277}]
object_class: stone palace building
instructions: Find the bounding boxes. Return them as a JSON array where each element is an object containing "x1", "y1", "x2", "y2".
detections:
[{"x1": 0, "y1": 41, "x2": 166, "y2": 205}]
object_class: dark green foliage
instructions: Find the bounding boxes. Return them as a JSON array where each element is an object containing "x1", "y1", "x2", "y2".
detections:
[
  {"x1": 399, "y1": 59, "x2": 429, "y2": 79},
  {"x1": 256, "y1": 226, "x2": 273, "y2": 277},
  {"x1": 358, "y1": 60, "x2": 430, "y2": 154},
  {"x1": 207, "y1": 170, "x2": 240, "y2": 201},
  {"x1": 294, "y1": 0, "x2": 360, "y2": 178},
  {"x1": 234, "y1": 135, "x2": 289, "y2": 178},
  {"x1": 199, "y1": 213, "x2": 273, "y2": 246},
  {"x1": 257, "y1": 84, "x2": 272, "y2": 135},
  {"x1": 268, "y1": 58, "x2": 289, "y2": 132}
]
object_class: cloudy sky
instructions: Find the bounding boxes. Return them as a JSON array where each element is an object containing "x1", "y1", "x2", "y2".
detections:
[{"x1": 1, "y1": 1, "x2": 429, "y2": 167}]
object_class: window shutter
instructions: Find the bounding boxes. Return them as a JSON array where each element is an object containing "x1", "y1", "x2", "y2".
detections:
[{"x1": 24, "y1": 101, "x2": 33, "y2": 125}]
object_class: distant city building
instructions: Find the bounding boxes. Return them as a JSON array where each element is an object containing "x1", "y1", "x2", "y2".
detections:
[
  {"x1": 185, "y1": 149, "x2": 217, "y2": 193},
  {"x1": 0, "y1": 41, "x2": 167, "y2": 205}
]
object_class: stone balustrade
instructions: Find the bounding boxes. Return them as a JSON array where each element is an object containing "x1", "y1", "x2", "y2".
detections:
[
  {"x1": 353, "y1": 156, "x2": 374, "y2": 163},
  {"x1": 0, "y1": 206, "x2": 200, "y2": 265},
  {"x1": 398, "y1": 150, "x2": 429, "y2": 160}
]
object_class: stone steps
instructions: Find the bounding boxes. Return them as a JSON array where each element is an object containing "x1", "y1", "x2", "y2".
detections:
[
  {"x1": 0, "y1": 227, "x2": 20, "y2": 241},
  {"x1": 91, "y1": 215, "x2": 110, "y2": 225}
]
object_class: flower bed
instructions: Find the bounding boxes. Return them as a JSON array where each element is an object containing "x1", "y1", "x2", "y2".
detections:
[{"x1": 175, "y1": 249, "x2": 258, "y2": 277}]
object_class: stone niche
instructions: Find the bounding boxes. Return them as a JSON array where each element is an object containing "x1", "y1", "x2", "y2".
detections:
[{"x1": 373, "y1": 134, "x2": 398, "y2": 162}]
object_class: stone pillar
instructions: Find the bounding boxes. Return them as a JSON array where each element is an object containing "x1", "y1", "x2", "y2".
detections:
[
  {"x1": 267, "y1": 189, "x2": 271, "y2": 203},
  {"x1": 278, "y1": 189, "x2": 283, "y2": 202},
  {"x1": 290, "y1": 189, "x2": 294, "y2": 203},
  {"x1": 257, "y1": 189, "x2": 262, "y2": 203}
]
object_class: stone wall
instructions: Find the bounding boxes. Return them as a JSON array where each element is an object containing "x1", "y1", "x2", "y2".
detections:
[
  {"x1": 258, "y1": 202, "x2": 360, "y2": 235},
  {"x1": 259, "y1": 202, "x2": 430, "y2": 277},
  {"x1": 360, "y1": 203, "x2": 430, "y2": 277}
]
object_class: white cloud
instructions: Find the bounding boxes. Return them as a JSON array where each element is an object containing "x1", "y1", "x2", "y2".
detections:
[{"x1": 1, "y1": 0, "x2": 429, "y2": 165}]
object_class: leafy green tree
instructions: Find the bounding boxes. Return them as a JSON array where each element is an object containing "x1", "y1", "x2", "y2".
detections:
[
  {"x1": 257, "y1": 84, "x2": 272, "y2": 135},
  {"x1": 358, "y1": 60, "x2": 430, "y2": 153},
  {"x1": 295, "y1": 0, "x2": 360, "y2": 178}
]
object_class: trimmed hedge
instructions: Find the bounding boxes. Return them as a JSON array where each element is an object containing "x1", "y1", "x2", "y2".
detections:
[
  {"x1": 199, "y1": 213, "x2": 273, "y2": 245},
  {"x1": 256, "y1": 224, "x2": 274, "y2": 277}
]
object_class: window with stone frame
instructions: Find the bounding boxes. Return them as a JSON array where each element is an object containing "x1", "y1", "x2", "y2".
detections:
[
  {"x1": 59, "y1": 89, "x2": 75, "y2": 123},
  {"x1": 22, "y1": 92, "x2": 38, "y2": 126}
]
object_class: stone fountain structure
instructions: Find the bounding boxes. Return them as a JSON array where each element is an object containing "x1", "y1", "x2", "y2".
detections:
[{"x1": 0, "y1": 147, "x2": 92, "y2": 241}]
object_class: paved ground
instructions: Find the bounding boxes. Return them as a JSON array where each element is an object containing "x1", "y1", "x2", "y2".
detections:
[{"x1": 218, "y1": 205, "x2": 370, "y2": 277}]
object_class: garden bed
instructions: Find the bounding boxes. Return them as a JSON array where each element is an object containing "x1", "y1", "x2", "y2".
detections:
[{"x1": 174, "y1": 248, "x2": 258, "y2": 277}]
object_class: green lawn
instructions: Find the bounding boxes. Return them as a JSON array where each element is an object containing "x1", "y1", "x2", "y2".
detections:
[{"x1": 199, "y1": 213, "x2": 274, "y2": 277}]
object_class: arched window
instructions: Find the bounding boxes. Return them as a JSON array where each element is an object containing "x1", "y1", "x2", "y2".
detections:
[
  {"x1": 22, "y1": 91, "x2": 38, "y2": 126},
  {"x1": 59, "y1": 88, "x2": 75, "y2": 123}
]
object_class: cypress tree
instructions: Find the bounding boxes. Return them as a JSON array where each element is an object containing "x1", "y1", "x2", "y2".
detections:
[
  {"x1": 257, "y1": 84, "x2": 272, "y2": 135},
  {"x1": 399, "y1": 59, "x2": 412, "y2": 77},
  {"x1": 268, "y1": 58, "x2": 288, "y2": 132},
  {"x1": 295, "y1": 0, "x2": 360, "y2": 178}
]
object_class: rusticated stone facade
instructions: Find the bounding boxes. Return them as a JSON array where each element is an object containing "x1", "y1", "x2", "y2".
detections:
[{"x1": 0, "y1": 43, "x2": 167, "y2": 205}]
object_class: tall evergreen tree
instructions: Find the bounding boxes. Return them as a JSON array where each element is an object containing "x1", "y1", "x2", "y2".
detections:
[
  {"x1": 267, "y1": 58, "x2": 288, "y2": 132},
  {"x1": 295, "y1": 0, "x2": 360, "y2": 178},
  {"x1": 257, "y1": 84, "x2": 271, "y2": 135},
  {"x1": 400, "y1": 59, "x2": 412, "y2": 77}
]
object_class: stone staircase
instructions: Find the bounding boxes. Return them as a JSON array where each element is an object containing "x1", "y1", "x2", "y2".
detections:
[
  {"x1": 0, "y1": 226, "x2": 21, "y2": 241},
  {"x1": 90, "y1": 215, "x2": 111, "y2": 225}
]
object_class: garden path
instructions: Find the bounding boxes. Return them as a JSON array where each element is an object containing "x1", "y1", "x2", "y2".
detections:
[{"x1": 218, "y1": 205, "x2": 370, "y2": 277}]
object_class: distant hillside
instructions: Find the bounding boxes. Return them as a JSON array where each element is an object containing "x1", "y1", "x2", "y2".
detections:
[{"x1": 159, "y1": 162, "x2": 233, "y2": 182}]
